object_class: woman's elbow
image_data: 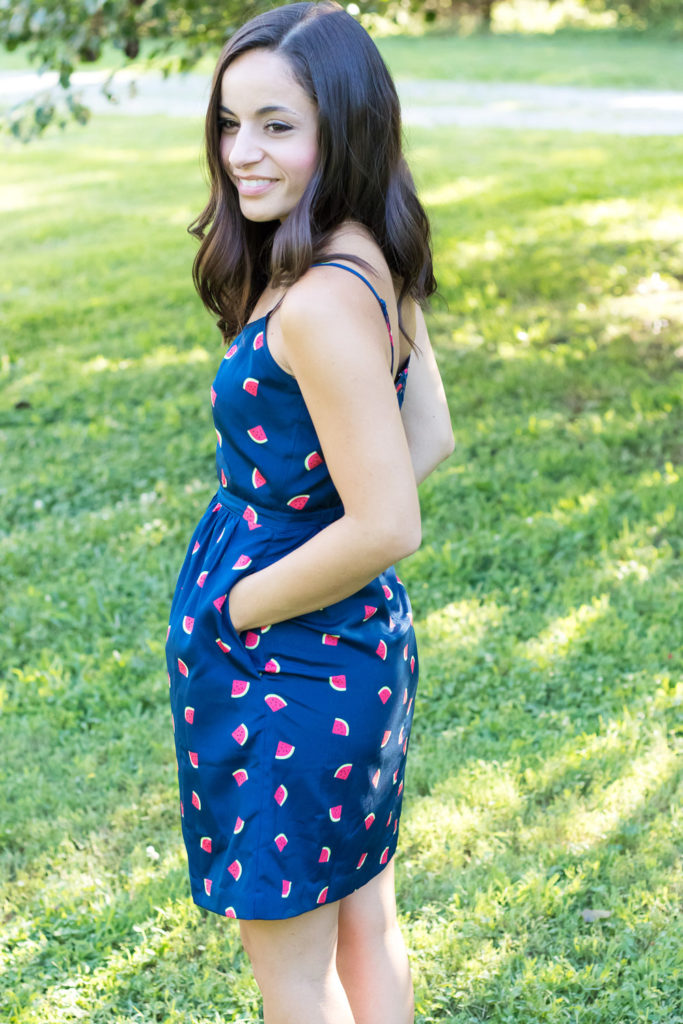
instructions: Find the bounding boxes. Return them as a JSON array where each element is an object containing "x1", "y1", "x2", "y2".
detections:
[{"x1": 384, "y1": 508, "x2": 421, "y2": 561}]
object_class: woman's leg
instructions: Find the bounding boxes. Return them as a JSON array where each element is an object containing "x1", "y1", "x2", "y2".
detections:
[
  {"x1": 336, "y1": 859, "x2": 414, "y2": 1024},
  {"x1": 239, "y1": 902, "x2": 355, "y2": 1024}
]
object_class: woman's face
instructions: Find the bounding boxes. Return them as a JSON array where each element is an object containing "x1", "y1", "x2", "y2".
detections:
[{"x1": 219, "y1": 48, "x2": 319, "y2": 223}]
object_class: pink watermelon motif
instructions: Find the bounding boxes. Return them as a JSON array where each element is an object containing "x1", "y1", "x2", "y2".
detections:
[
  {"x1": 232, "y1": 768, "x2": 248, "y2": 786},
  {"x1": 275, "y1": 741, "x2": 295, "y2": 760},
  {"x1": 244, "y1": 631, "x2": 259, "y2": 649},
  {"x1": 274, "y1": 784, "x2": 288, "y2": 806},
  {"x1": 213, "y1": 594, "x2": 226, "y2": 612},
  {"x1": 265, "y1": 694, "x2": 287, "y2": 712},
  {"x1": 243, "y1": 505, "x2": 260, "y2": 530},
  {"x1": 394, "y1": 819, "x2": 398, "y2": 834},
  {"x1": 393, "y1": 769, "x2": 398, "y2": 785},
  {"x1": 177, "y1": 658, "x2": 189, "y2": 678},
  {"x1": 232, "y1": 724, "x2": 248, "y2": 746},
  {"x1": 220, "y1": 468, "x2": 228, "y2": 487},
  {"x1": 247, "y1": 425, "x2": 267, "y2": 444},
  {"x1": 403, "y1": 687, "x2": 408, "y2": 705},
  {"x1": 171, "y1": 711, "x2": 175, "y2": 733},
  {"x1": 386, "y1": 812, "x2": 392, "y2": 827},
  {"x1": 184, "y1": 706, "x2": 195, "y2": 724},
  {"x1": 264, "y1": 658, "x2": 281, "y2": 673},
  {"x1": 216, "y1": 637, "x2": 232, "y2": 654},
  {"x1": 215, "y1": 427, "x2": 222, "y2": 447},
  {"x1": 182, "y1": 615, "x2": 194, "y2": 635},
  {"x1": 322, "y1": 634, "x2": 339, "y2": 646},
  {"x1": 189, "y1": 751, "x2": 199, "y2": 768},
  {"x1": 192, "y1": 790, "x2": 201, "y2": 809},
  {"x1": 363, "y1": 606, "x2": 377, "y2": 620},
  {"x1": 371, "y1": 768, "x2": 381, "y2": 788},
  {"x1": 210, "y1": 385, "x2": 217, "y2": 407},
  {"x1": 204, "y1": 878, "x2": 212, "y2": 896},
  {"x1": 403, "y1": 644, "x2": 409, "y2": 660},
  {"x1": 282, "y1": 879, "x2": 292, "y2": 898},
  {"x1": 225, "y1": 906, "x2": 236, "y2": 918},
  {"x1": 166, "y1": 624, "x2": 171, "y2": 640},
  {"x1": 227, "y1": 860, "x2": 242, "y2": 881},
  {"x1": 334, "y1": 763, "x2": 352, "y2": 780},
  {"x1": 200, "y1": 836, "x2": 212, "y2": 853},
  {"x1": 380, "y1": 847, "x2": 389, "y2": 865},
  {"x1": 253, "y1": 331, "x2": 264, "y2": 350},
  {"x1": 274, "y1": 833, "x2": 288, "y2": 852},
  {"x1": 196, "y1": 571, "x2": 208, "y2": 589},
  {"x1": 192, "y1": 540, "x2": 200, "y2": 555},
  {"x1": 403, "y1": 739, "x2": 407, "y2": 755},
  {"x1": 231, "y1": 678, "x2": 249, "y2": 697},
  {"x1": 407, "y1": 697, "x2": 413, "y2": 714},
  {"x1": 287, "y1": 494, "x2": 310, "y2": 510},
  {"x1": 319, "y1": 846, "x2": 331, "y2": 863},
  {"x1": 212, "y1": 503, "x2": 222, "y2": 513},
  {"x1": 332, "y1": 718, "x2": 349, "y2": 736},
  {"x1": 381, "y1": 730, "x2": 392, "y2": 748},
  {"x1": 398, "y1": 780, "x2": 404, "y2": 796},
  {"x1": 304, "y1": 451, "x2": 323, "y2": 470},
  {"x1": 180, "y1": 800, "x2": 184, "y2": 817},
  {"x1": 398, "y1": 725, "x2": 405, "y2": 746},
  {"x1": 251, "y1": 467, "x2": 266, "y2": 489},
  {"x1": 233, "y1": 816, "x2": 244, "y2": 834},
  {"x1": 364, "y1": 813, "x2": 375, "y2": 830},
  {"x1": 329, "y1": 805, "x2": 342, "y2": 822},
  {"x1": 378, "y1": 686, "x2": 392, "y2": 704},
  {"x1": 376, "y1": 640, "x2": 388, "y2": 660},
  {"x1": 224, "y1": 344, "x2": 237, "y2": 359},
  {"x1": 317, "y1": 886, "x2": 328, "y2": 905},
  {"x1": 216, "y1": 527, "x2": 225, "y2": 544},
  {"x1": 356, "y1": 852, "x2": 368, "y2": 870},
  {"x1": 243, "y1": 377, "x2": 259, "y2": 396},
  {"x1": 329, "y1": 674, "x2": 346, "y2": 691},
  {"x1": 410, "y1": 656, "x2": 415, "y2": 672},
  {"x1": 232, "y1": 554, "x2": 252, "y2": 571},
  {"x1": 382, "y1": 585, "x2": 393, "y2": 600}
]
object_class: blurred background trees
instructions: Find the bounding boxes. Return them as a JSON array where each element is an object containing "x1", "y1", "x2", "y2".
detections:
[{"x1": 1, "y1": 0, "x2": 681, "y2": 138}]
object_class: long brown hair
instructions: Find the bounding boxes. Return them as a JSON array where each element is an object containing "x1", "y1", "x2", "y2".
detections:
[{"x1": 190, "y1": 1, "x2": 436, "y2": 343}]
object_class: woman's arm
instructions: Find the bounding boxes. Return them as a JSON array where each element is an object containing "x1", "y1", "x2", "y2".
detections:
[
  {"x1": 229, "y1": 267, "x2": 422, "y2": 633},
  {"x1": 401, "y1": 303, "x2": 455, "y2": 484}
]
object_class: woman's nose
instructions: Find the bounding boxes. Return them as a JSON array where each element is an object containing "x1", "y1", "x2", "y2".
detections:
[{"x1": 227, "y1": 126, "x2": 264, "y2": 169}]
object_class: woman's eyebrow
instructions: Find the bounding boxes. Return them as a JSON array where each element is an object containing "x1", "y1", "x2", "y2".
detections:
[{"x1": 219, "y1": 103, "x2": 300, "y2": 116}]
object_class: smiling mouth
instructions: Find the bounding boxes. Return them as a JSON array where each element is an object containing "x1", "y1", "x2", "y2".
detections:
[{"x1": 234, "y1": 177, "x2": 278, "y2": 192}]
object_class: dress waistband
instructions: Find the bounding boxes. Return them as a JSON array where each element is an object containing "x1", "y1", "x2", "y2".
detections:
[{"x1": 216, "y1": 486, "x2": 344, "y2": 528}]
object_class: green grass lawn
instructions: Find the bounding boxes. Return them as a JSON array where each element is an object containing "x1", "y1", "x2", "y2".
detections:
[
  {"x1": 1, "y1": 112, "x2": 682, "y2": 1022},
  {"x1": 1, "y1": 27, "x2": 682, "y2": 90}
]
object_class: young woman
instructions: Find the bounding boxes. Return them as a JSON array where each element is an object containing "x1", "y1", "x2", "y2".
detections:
[{"x1": 165, "y1": 4, "x2": 454, "y2": 1022}]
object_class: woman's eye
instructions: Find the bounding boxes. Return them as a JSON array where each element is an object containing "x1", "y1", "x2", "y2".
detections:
[
  {"x1": 266, "y1": 122, "x2": 292, "y2": 134},
  {"x1": 218, "y1": 118, "x2": 238, "y2": 133}
]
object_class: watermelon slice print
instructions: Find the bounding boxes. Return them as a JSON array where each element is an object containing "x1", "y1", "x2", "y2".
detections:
[
  {"x1": 371, "y1": 768, "x2": 381, "y2": 788},
  {"x1": 322, "y1": 634, "x2": 339, "y2": 646},
  {"x1": 189, "y1": 751, "x2": 199, "y2": 768},
  {"x1": 381, "y1": 730, "x2": 391, "y2": 748},
  {"x1": 332, "y1": 718, "x2": 349, "y2": 736},
  {"x1": 364, "y1": 813, "x2": 375, "y2": 830},
  {"x1": 232, "y1": 768, "x2": 248, "y2": 786},
  {"x1": 264, "y1": 658, "x2": 281, "y2": 673},
  {"x1": 197, "y1": 571, "x2": 208, "y2": 588},
  {"x1": 380, "y1": 847, "x2": 390, "y2": 865},
  {"x1": 192, "y1": 790, "x2": 201, "y2": 809},
  {"x1": 329, "y1": 805, "x2": 342, "y2": 822},
  {"x1": 243, "y1": 377, "x2": 259, "y2": 396},
  {"x1": 363, "y1": 606, "x2": 377, "y2": 620},
  {"x1": 177, "y1": 658, "x2": 189, "y2": 677},
  {"x1": 220, "y1": 468, "x2": 228, "y2": 487},
  {"x1": 334, "y1": 763, "x2": 352, "y2": 780},
  {"x1": 253, "y1": 332, "x2": 264, "y2": 350},
  {"x1": 275, "y1": 741, "x2": 295, "y2": 759},
  {"x1": 247, "y1": 425, "x2": 268, "y2": 444},
  {"x1": 216, "y1": 637, "x2": 232, "y2": 654},
  {"x1": 184, "y1": 706, "x2": 194, "y2": 724},
  {"x1": 232, "y1": 724, "x2": 248, "y2": 746},
  {"x1": 182, "y1": 615, "x2": 194, "y2": 635},
  {"x1": 282, "y1": 880, "x2": 292, "y2": 898},
  {"x1": 274, "y1": 833, "x2": 288, "y2": 852},
  {"x1": 210, "y1": 385, "x2": 217, "y2": 407},
  {"x1": 319, "y1": 846, "x2": 331, "y2": 863},
  {"x1": 264, "y1": 694, "x2": 287, "y2": 712},
  {"x1": 382, "y1": 585, "x2": 393, "y2": 600},
  {"x1": 304, "y1": 451, "x2": 323, "y2": 470},
  {"x1": 251, "y1": 467, "x2": 266, "y2": 489},
  {"x1": 317, "y1": 886, "x2": 328, "y2": 905},
  {"x1": 329, "y1": 674, "x2": 346, "y2": 691},
  {"x1": 287, "y1": 494, "x2": 310, "y2": 510},
  {"x1": 227, "y1": 860, "x2": 242, "y2": 881},
  {"x1": 232, "y1": 554, "x2": 252, "y2": 570},
  {"x1": 243, "y1": 505, "x2": 259, "y2": 530},
  {"x1": 356, "y1": 852, "x2": 367, "y2": 869},
  {"x1": 376, "y1": 640, "x2": 388, "y2": 660},
  {"x1": 225, "y1": 344, "x2": 237, "y2": 359},
  {"x1": 213, "y1": 594, "x2": 226, "y2": 612},
  {"x1": 244, "y1": 631, "x2": 259, "y2": 648},
  {"x1": 192, "y1": 540, "x2": 200, "y2": 554},
  {"x1": 274, "y1": 784, "x2": 288, "y2": 806},
  {"x1": 225, "y1": 906, "x2": 237, "y2": 918},
  {"x1": 378, "y1": 686, "x2": 392, "y2": 704},
  {"x1": 410, "y1": 655, "x2": 415, "y2": 672},
  {"x1": 231, "y1": 678, "x2": 249, "y2": 697},
  {"x1": 233, "y1": 816, "x2": 244, "y2": 834},
  {"x1": 215, "y1": 427, "x2": 222, "y2": 447},
  {"x1": 200, "y1": 836, "x2": 212, "y2": 853},
  {"x1": 204, "y1": 878, "x2": 212, "y2": 895}
]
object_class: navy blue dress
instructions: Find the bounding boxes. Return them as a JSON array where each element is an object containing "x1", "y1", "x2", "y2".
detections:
[{"x1": 165, "y1": 262, "x2": 418, "y2": 920}]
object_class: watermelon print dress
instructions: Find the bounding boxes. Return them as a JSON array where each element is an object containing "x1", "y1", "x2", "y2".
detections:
[{"x1": 165, "y1": 262, "x2": 418, "y2": 920}]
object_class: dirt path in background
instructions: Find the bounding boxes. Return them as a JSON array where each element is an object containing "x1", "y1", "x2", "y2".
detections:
[{"x1": 1, "y1": 68, "x2": 682, "y2": 134}]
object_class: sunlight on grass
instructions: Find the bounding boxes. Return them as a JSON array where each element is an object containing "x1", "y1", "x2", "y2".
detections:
[
  {"x1": 421, "y1": 597, "x2": 506, "y2": 651},
  {"x1": 420, "y1": 177, "x2": 499, "y2": 208},
  {"x1": 521, "y1": 597, "x2": 609, "y2": 668},
  {"x1": 81, "y1": 345, "x2": 210, "y2": 377}
]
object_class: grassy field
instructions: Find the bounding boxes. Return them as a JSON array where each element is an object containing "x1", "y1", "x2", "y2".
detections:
[
  {"x1": 1, "y1": 27, "x2": 682, "y2": 90},
  {"x1": 1, "y1": 74, "x2": 683, "y2": 1024}
]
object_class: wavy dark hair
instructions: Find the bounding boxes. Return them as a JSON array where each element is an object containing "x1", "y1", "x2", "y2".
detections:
[{"x1": 190, "y1": 0, "x2": 436, "y2": 343}]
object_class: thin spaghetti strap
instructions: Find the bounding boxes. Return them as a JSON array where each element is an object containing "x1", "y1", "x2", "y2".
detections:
[{"x1": 311, "y1": 261, "x2": 395, "y2": 375}]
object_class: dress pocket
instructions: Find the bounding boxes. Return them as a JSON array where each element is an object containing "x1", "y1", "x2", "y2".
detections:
[{"x1": 218, "y1": 580, "x2": 264, "y2": 677}]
